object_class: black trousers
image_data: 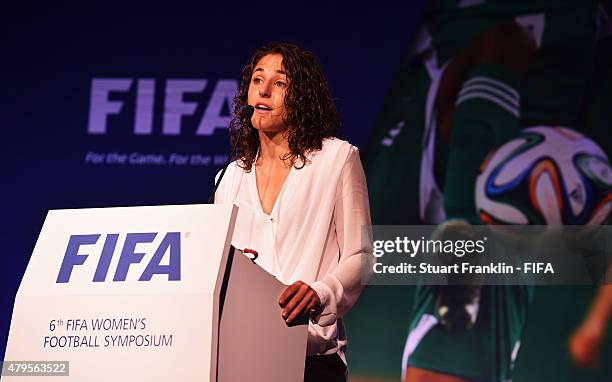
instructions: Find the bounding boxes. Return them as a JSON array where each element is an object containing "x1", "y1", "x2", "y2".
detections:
[{"x1": 303, "y1": 354, "x2": 347, "y2": 382}]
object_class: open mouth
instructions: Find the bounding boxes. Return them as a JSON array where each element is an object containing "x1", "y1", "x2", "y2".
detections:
[{"x1": 255, "y1": 104, "x2": 272, "y2": 111}]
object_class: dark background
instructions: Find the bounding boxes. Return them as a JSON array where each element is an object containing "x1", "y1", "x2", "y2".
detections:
[
  {"x1": 2, "y1": 2, "x2": 610, "y2": 381},
  {"x1": 1, "y1": 0, "x2": 424, "y2": 373}
]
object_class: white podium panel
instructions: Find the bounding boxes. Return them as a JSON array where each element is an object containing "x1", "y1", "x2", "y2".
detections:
[
  {"x1": 5, "y1": 204, "x2": 237, "y2": 381},
  {"x1": 218, "y1": 251, "x2": 308, "y2": 381}
]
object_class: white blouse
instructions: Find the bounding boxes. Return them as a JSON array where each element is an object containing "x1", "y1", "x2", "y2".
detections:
[{"x1": 214, "y1": 137, "x2": 373, "y2": 360}]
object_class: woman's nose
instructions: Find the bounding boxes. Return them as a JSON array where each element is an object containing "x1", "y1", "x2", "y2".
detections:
[{"x1": 258, "y1": 82, "x2": 272, "y2": 97}]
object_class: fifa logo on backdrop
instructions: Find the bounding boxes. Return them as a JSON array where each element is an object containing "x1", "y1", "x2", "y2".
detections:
[
  {"x1": 87, "y1": 78, "x2": 238, "y2": 136},
  {"x1": 56, "y1": 232, "x2": 181, "y2": 283}
]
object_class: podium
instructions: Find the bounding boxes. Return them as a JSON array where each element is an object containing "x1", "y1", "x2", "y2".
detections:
[{"x1": 4, "y1": 204, "x2": 307, "y2": 381}]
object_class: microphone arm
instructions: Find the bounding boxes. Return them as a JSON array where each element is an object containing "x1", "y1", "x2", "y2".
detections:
[{"x1": 207, "y1": 105, "x2": 254, "y2": 204}]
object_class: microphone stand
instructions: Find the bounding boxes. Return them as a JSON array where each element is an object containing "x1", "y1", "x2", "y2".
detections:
[{"x1": 207, "y1": 105, "x2": 254, "y2": 204}]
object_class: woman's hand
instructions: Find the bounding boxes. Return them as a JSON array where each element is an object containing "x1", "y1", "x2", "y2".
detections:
[{"x1": 278, "y1": 280, "x2": 321, "y2": 326}]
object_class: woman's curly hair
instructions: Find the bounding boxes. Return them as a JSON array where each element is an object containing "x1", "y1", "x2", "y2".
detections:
[{"x1": 230, "y1": 42, "x2": 341, "y2": 171}]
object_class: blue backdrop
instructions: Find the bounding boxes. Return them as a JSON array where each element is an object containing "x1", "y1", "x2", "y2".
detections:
[{"x1": 1, "y1": 0, "x2": 426, "y2": 362}]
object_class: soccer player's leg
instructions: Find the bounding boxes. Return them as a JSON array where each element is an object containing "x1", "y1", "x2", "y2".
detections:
[
  {"x1": 440, "y1": 22, "x2": 537, "y2": 223},
  {"x1": 404, "y1": 23, "x2": 537, "y2": 382},
  {"x1": 431, "y1": 21, "x2": 537, "y2": 334},
  {"x1": 363, "y1": 53, "x2": 432, "y2": 225}
]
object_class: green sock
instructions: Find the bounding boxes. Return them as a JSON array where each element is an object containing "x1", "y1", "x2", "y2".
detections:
[{"x1": 443, "y1": 65, "x2": 522, "y2": 223}]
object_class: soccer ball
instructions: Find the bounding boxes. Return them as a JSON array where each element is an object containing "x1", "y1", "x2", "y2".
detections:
[{"x1": 475, "y1": 126, "x2": 612, "y2": 225}]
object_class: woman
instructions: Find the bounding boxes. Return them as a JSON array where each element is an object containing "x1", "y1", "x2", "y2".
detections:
[{"x1": 214, "y1": 43, "x2": 372, "y2": 381}]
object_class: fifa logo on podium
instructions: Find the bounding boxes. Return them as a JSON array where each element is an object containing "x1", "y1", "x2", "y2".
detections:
[{"x1": 56, "y1": 232, "x2": 181, "y2": 283}]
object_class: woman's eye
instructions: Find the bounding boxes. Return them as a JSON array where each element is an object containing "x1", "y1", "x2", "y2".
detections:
[
  {"x1": 253, "y1": 78, "x2": 263, "y2": 84},
  {"x1": 275, "y1": 81, "x2": 286, "y2": 87}
]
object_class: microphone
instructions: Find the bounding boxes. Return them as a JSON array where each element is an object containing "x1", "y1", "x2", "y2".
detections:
[
  {"x1": 242, "y1": 104, "x2": 256, "y2": 120},
  {"x1": 207, "y1": 105, "x2": 254, "y2": 203}
]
